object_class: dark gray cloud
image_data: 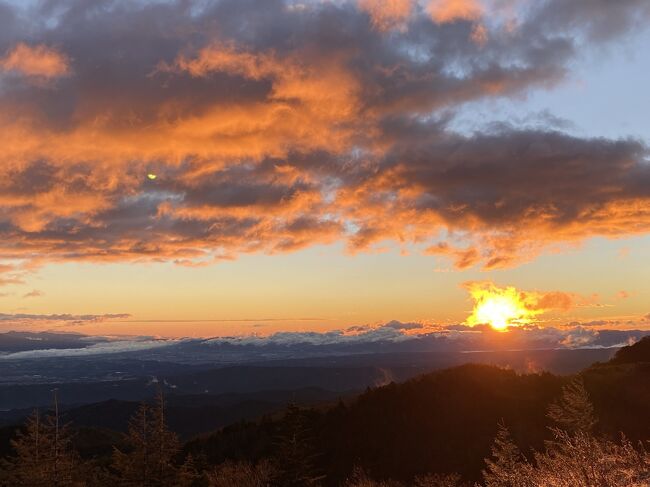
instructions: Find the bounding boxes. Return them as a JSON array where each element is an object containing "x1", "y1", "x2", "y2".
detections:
[{"x1": 383, "y1": 320, "x2": 424, "y2": 330}]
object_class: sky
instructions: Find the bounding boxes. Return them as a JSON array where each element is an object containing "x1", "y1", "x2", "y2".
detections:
[{"x1": 0, "y1": 0, "x2": 649, "y2": 339}]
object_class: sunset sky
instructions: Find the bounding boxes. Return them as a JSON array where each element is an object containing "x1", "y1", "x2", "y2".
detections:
[{"x1": 1, "y1": 0, "x2": 649, "y2": 338}]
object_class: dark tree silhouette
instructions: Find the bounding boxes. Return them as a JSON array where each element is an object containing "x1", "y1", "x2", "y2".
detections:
[
  {"x1": 414, "y1": 472, "x2": 468, "y2": 486},
  {"x1": 176, "y1": 453, "x2": 200, "y2": 487},
  {"x1": 112, "y1": 391, "x2": 181, "y2": 486},
  {"x1": 207, "y1": 459, "x2": 276, "y2": 487},
  {"x1": 341, "y1": 466, "x2": 397, "y2": 486},
  {"x1": 274, "y1": 403, "x2": 325, "y2": 486},
  {"x1": 0, "y1": 392, "x2": 77, "y2": 487},
  {"x1": 0, "y1": 409, "x2": 53, "y2": 487}
]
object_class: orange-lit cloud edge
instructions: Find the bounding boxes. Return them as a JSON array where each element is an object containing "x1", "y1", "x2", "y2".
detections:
[{"x1": 0, "y1": 0, "x2": 649, "y2": 337}]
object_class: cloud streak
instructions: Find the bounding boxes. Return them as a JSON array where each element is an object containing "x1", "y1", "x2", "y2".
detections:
[{"x1": 0, "y1": 313, "x2": 132, "y2": 328}]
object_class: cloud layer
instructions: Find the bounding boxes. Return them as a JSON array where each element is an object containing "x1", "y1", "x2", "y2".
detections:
[
  {"x1": 0, "y1": 0, "x2": 649, "y2": 273},
  {"x1": 0, "y1": 312, "x2": 131, "y2": 327},
  {"x1": 3, "y1": 320, "x2": 647, "y2": 361}
]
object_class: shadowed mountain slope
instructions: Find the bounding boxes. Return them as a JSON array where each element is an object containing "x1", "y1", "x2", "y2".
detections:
[{"x1": 186, "y1": 338, "x2": 650, "y2": 484}]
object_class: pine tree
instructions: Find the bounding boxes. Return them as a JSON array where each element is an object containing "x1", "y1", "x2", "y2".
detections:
[
  {"x1": 274, "y1": 403, "x2": 324, "y2": 486},
  {"x1": 547, "y1": 376, "x2": 597, "y2": 434},
  {"x1": 112, "y1": 390, "x2": 181, "y2": 486},
  {"x1": 0, "y1": 409, "x2": 52, "y2": 487},
  {"x1": 530, "y1": 430, "x2": 650, "y2": 486},
  {"x1": 48, "y1": 389, "x2": 76, "y2": 486},
  {"x1": 0, "y1": 392, "x2": 77, "y2": 487},
  {"x1": 176, "y1": 453, "x2": 200, "y2": 487},
  {"x1": 149, "y1": 391, "x2": 181, "y2": 484},
  {"x1": 112, "y1": 400, "x2": 152, "y2": 486},
  {"x1": 482, "y1": 421, "x2": 530, "y2": 487}
]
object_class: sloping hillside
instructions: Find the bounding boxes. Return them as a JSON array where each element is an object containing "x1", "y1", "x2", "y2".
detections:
[{"x1": 187, "y1": 338, "x2": 650, "y2": 484}]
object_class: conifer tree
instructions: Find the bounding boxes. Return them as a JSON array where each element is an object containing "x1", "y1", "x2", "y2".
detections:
[
  {"x1": 176, "y1": 453, "x2": 200, "y2": 487},
  {"x1": 274, "y1": 403, "x2": 324, "y2": 486},
  {"x1": 112, "y1": 390, "x2": 181, "y2": 486},
  {"x1": 112, "y1": 400, "x2": 152, "y2": 486},
  {"x1": 547, "y1": 376, "x2": 597, "y2": 434},
  {"x1": 482, "y1": 421, "x2": 530, "y2": 487},
  {"x1": 0, "y1": 392, "x2": 77, "y2": 487},
  {"x1": 150, "y1": 390, "x2": 180, "y2": 484},
  {"x1": 0, "y1": 409, "x2": 52, "y2": 487},
  {"x1": 48, "y1": 389, "x2": 76, "y2": 486},
  {"x1": 530, "y1": 430, "x2": 650, "y2": 486}
]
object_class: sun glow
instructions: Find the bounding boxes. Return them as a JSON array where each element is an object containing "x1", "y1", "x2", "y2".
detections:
[{"x1": 465, "y1": 282, "x2": 539, "y2": 331}]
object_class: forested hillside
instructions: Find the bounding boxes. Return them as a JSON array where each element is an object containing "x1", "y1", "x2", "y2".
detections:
[{"x1": 1, "y1": 337, "x2": 649, "y2": 486}]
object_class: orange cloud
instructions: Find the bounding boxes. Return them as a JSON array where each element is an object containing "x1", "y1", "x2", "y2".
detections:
[
  {"x1": 0, "y1": 0, "x2": 647, "y2": 274},
  {"x1": 358, "y1": 0, "x2": 413, "y2": 31},
  {"x1": 427, "y1": 0, "x2": 483, "y2": 24},
  {"x1": 1, "y1": 43, "x2": 69, "y2": 79},
  {"x1": 470, "y1": 23, "x2": 488, "y2": 46},
  {"x1": 424, "y1": 242, "x2": 480, "y2": 270}
]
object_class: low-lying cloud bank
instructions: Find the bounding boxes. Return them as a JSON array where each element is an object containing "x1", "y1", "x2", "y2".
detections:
[
  {"x1": 0, "y1": 337, "x2": 174, "y2": 360},
  {"x1": 0, "y1": 0, "x2": 649, "y2": 279},
  {"x1": 3, "y1": 318, "x2": 648, "y2": 360},
  {"x1": 205, "y1": 320, "x2": 650, "y2": 352}
]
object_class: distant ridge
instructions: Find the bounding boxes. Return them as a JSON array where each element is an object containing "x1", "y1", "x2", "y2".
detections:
[{"x1": 607, "y1": 336, "x2": 650, "y2": 365}]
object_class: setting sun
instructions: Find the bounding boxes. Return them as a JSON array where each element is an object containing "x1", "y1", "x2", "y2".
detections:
[
  {"x1": 465, "y1": 282, "x2": 539, "y2": 331},
  {"x1": 471, "y1": 295, "x2": 523, "y2": 331}
]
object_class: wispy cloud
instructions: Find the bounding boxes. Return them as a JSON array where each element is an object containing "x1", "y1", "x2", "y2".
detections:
[
  {"x1": 22, "y1": 289, "x2": 44, "y2": 298},
  {"x1": 0, "y1": 313, "x2": 131, "y2": 329},
  {"x1": 0, "y1": 264, "x2": 24, "y2": 287}
]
